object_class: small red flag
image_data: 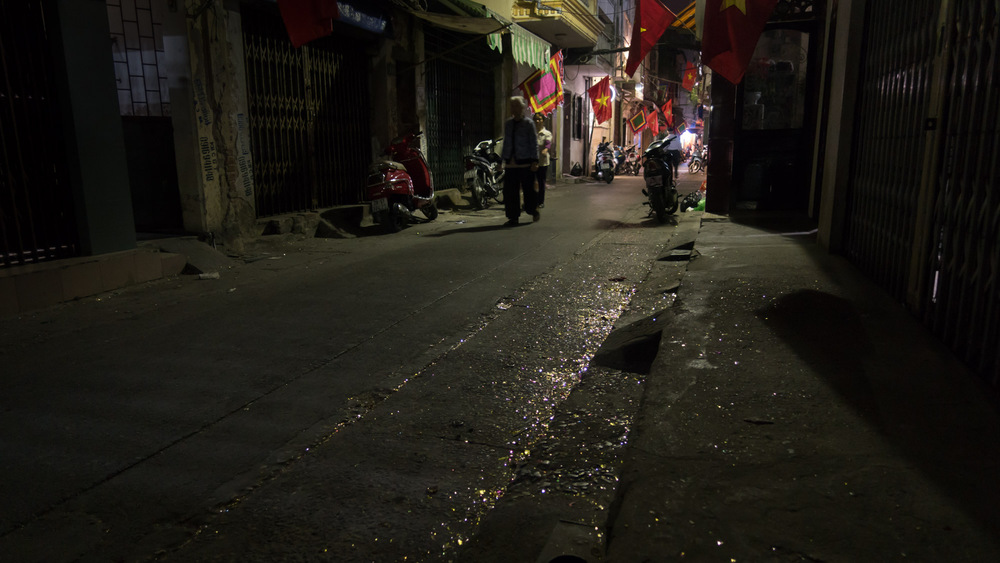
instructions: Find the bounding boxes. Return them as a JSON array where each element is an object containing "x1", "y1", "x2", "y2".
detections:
[
  {"x1": 681, "y1": 62, "x2": 697, "y2": 91},
  {"x1": 702, "y1": 0, "x2": 780, "y2": 84},
  {"x1": 587, "y1": 76, "x2": 613, "y2": 125},
  {"x1": 662, "y1": 98, "x2": 673, "y2": 127},
  {"x1": 277, "y1": 0, "x2": 339, "y2": 48},
  {"x1": 647, "y1": 109, "x2": 659, "y2": 135},
  {"x1": 624, "y1": 0, "x2": 677, "y2": 76}
]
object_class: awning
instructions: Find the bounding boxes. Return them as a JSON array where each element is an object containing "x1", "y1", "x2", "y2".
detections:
[
  {"x1": 410, "y1": 5, "x2": 551, "y2": 72},
  {"x1": 410, "y1": 11, "x2": 508, "y2": 36},
  {"x1": 507, "y1": 23, "x2": 551, "y2": 71}
]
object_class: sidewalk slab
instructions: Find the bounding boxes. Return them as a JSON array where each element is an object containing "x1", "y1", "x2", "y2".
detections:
[{"x1": 608, "y1": 214, "x2": 1000, "y2": 561}]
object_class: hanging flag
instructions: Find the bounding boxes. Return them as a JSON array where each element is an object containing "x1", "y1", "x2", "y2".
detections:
[
  {"x1": 702, "y1": 0, "x2": 780, "y2": 84},
  {"x1": 628, "y1": 111, "x2": 647, "y2": 134},
  {"x1": 647, "y1": 109, "x2": 659, "y2": 135},
  {"x1": 662, "y1": 98, "x2": 673, "y2": 127},
  {"x1": 681, "y1": 62, "x2": 697, "y2": 91},
  {"x1": 588, "y1": 76, "x2": 613, "y2": 125},
  {"x1": 624, "y1": 0, "x2": 678, "y2": 76},
  {"x1": 518, "y1": 51, "x2": 565, "y2": 117},
  {"x1": 277, "y1": 0, "x2": 339, "y2": 48}
]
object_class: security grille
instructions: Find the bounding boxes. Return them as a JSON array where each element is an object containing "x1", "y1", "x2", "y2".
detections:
[
  {"x1": 424, "y1": 26, "x2": 499, "y2": 191},
  {"x1": 922, "y1": 0, "x2": 1000, "y2": 382},
  {"x1": 846, "y1": 0, "x2": 938, "y2": 300},
  {"x1": 847, "y1": 0, "x2": 1000, "y2": 385},
  {"x1": 241, "y1": 6, "x2": 370, "y2": 217},
  {"x1": 1, "y1": 0, "x2": 79, "y2": 268}
]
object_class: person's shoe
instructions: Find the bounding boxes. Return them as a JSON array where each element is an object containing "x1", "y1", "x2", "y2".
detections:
[
  {"x1": 531, "y1": 211, "x2": 541, "y2": 222},
  {"x1": 538, "y1": 203, "x2": 545, "y2": 208},
  {"x1": 504, "y1": 219, "x2": 519, "y2": 227}
]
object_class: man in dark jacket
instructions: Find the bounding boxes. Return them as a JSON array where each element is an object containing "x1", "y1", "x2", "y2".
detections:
[{"x1": 500, "y1": 96, "x2": 539, "y2": 226}]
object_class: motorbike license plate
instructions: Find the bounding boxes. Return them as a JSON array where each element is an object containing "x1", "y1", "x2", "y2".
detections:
[
  {"x1": 464, "y1": 169, "x2": 476, "y2": 180},
  {"x1": 646, "y1": 176, "x2": 663, "y2": 188},
  {"x1": 370, "y1": 197, "x2": 389, "y2": 214},
  {"x1": 601, "y1": 162, "x2": 612, "y2": 169}
]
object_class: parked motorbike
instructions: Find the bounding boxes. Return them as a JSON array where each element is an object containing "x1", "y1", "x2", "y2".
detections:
[
  {"x1": 464, "y1": 137, "x2": 505, "y2": 209},
  {"x1": 622, "y1": 144, "x2": 641, "y2": 175},
  {"x1": 642, "y1": 136, "x2": 680, "y2": 223},
  {"x1": 688, "y1": 146, "x2": 707, "y2": 174},
  {"x1": 595, "y1": 140, "x2": 615, "y2": 183},
  {"x1": 366, "y1": 131, "x2": 438, "y2": 232}
]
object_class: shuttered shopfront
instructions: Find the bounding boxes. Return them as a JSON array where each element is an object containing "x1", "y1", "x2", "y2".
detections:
[{"x1": 423, "y1": 25, "x2": 502, "y2": 191}]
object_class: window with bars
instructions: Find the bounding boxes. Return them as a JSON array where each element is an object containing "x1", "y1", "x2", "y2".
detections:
[{"x1": 106, "y1": 0, "x2": 169, "y2": 116}]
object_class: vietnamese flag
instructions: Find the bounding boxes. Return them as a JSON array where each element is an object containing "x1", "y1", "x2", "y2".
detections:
[
  {"x1": 278, "y1": 0, "x2": 339, "y2": 48},
  {"x1": 662, "y1": 98, "x2": 673, "y2": 127},
  {"x1": 702, "y1": 0, "x2": 780, "y2": 84},
  {"x1": 624, "y1": 0, "x2": 677, "y2": 76},
  {"x1": 647, "y1": 109, "x2": 660, "y2": 135},
  {"x1": 588, "y1": 76, "x2": 613, "y2": 125},
  {"x1": 681, "y1": 62, "x2": 697, "y2": 91}
]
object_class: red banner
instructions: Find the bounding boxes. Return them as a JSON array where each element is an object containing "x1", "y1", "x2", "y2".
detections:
[
  {"x1": 702, "y1": 0, "x2": 780, "y2": 84},
  {"x1": 277, "y1": 0, "x2": 339, "y2": 48},
  {"x1": 624, "y1": 0, "x2": 677, "y2": 76},
  {"x1": 587, "y1": 76, "x2": 613, "y2": 125},
  {"x1": 662, "y1": 98, "x2": 673, "y2": 127},
  {"x1": 681, "y1": 62, "x2": 697, "y2": 91}
]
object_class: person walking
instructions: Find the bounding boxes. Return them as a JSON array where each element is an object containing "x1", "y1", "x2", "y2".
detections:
[
  {"x1": 533, "y1": 113, "x2": 553, "y2": 208},
  {"x1": 500, "y1": 96, "x2": 539, "y2": 226}
]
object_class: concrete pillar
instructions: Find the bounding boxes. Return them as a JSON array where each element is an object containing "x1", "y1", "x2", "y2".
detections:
[
  {"x1": 817, "y1": 0, "x2": 867, "y2": 252},
  {"x1": 171, "y1": 0, "x2": 256, "y2": 251},
  {"x1": 706, "y1": 74, "x2": 736, "y2": 214},
  {"x1": 52, "y1": 0, "x2": 136, "y2": 256}
]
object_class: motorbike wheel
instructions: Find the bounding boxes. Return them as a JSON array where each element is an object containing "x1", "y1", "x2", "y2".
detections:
[
  {"x1": 665, "y1": 188, "x2": 679, "y2": 215},
  {"x1": 632, "y1": 163, "x2": 641, "y2": 176},
  {"x1": 650, "y1": 186, "x2": 668, "y2": 224},
  {"x1": 491, "y1": 181, "x2": 504, "y2": 204},
  {"x1": 689, "y1": 160, "x2": 702, "y2": 174},
  {"x1": 386, "y1": 208, "x2": 406, "y2": 233},
  {"x1": 422, "y1": 202, "x2": 438, "y2": 220},
  {"x1": 605, "y1": 170, "x2": 614, "y2": 184},
  {"x1": 469, "y1": 179, "x2": 488, "y2": 210}
]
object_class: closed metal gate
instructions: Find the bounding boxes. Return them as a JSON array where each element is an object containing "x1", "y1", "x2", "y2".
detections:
[
  {"x1": 0, "y1": 0, "x2": 79, "y2": 269},
  {"x1": 425, "y1": 27, "x2": 499, "y2": 191},
  {"x1": 846, "y1": 0, "x2": 938, "y2": 300},
  {"x1": 923, "y1": 0, "x2": 1000, "y2": 382},
  {"x1": 241, "y1": 5, "x2": 370, "y2": 217},
  {"x1": 847, "y1": 0, "x2": 1000, "y2": 384}
]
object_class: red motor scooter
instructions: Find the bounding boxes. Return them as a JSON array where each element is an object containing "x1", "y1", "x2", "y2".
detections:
[{"x1": 366, "y1": 131, "x2": 438, "y2": 232}]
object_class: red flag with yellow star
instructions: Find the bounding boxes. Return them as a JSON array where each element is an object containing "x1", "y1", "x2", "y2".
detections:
[
  {"x1": 587, "y1": 76, "x2": 613, "y2": 125},
  {"x1": 702, "y1": 0, "x2": 780, "y2": 84},
  {"x1": 662, "y1": 98, "x2": 674, "y2": 127},
  {"x1": 681, "y1": 62, "x2": 697, "y2": 91},
  {"x1": 647, "y1": 109, "x2": 660, "y2": 135},
  {"x1": 624, "y1": 0, "x2": 677, "y2": 76}
]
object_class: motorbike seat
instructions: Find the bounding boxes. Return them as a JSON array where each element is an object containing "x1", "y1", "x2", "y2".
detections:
[{"x1": 376, "y1": 159, "x2": 407, "y2": 172}]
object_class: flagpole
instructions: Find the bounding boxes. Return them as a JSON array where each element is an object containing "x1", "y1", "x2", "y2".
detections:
[{"x1": 587, "y1": 77, "x2": 596, "y2": 177}]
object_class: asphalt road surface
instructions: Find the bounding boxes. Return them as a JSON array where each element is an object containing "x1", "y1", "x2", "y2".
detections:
[{"x1": 1, "y1": 173, "x2": 703, "y2": 562}]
